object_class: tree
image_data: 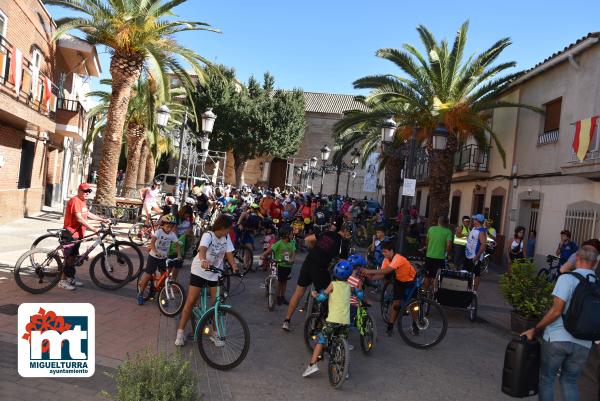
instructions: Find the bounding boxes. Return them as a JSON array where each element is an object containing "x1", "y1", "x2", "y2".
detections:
[
  {"x1": 192, "y1": 67, "x2": 305, "y2": 186},
  {"x1": 47, "y1": 0, "x2": 218, "y2": 205},
  {"x1": 334, "y1": 21, "x2": 540, "y2": 222}
]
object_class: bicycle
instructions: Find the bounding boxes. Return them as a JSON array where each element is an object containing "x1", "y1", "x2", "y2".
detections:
[
  {"x1": 380, "y1": 272, "x2": 447, "y2": 349},
  {"x1": 304, "y1": 293, "x2": 328, "y2": 352},
  {"x1": 15, "y1": 222, "x2": 133, "y2": 294},
  {"x1": 537, "y1": 255, "x2": 561, "y2": 282},
  {"x1": 189, "y1": 266, "x2": 250, "y2": 370},
  {"x1": 319, "y1": 323, "x2": 350, "y2": 389},
  {"x1": 128, "y1": 216, "x2": 160, "y2": 245},
  {"x1": 136, "y1": 258, "x2": 186, "y2": 317},
  {"x1": 31, "y1": 221, "x2": 144, "y2": 282},
  {"x1": 264, "y1": 253, "x2": 278, "y2": 311},
  {"x1": 355, "y1": 299, "x2": 377, "y2": 354}
]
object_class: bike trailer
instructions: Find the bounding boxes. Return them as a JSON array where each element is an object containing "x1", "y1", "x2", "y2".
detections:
[
  {"x1": 435, "y1": 269, "x2": 474, "y2": 308},
  {"x1": 501, "y1": 336, "x2": 540, "y2": 397}
]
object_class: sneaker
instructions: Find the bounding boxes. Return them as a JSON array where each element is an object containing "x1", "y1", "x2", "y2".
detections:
[
  {"x1": 58, "y1": 280, "x2": 75, "y2": 291},
  {"x1": 386, "y1": 323, "x2": 394, "y2": 336},
  {"x1": 136, "y1": 292, "x2": 145, "y2": 305},
  {"x1": 411, "y1": 321, "x2": 420, "y2": 336},
  {"x1": 347, "y1": 343, "x2": 354, "y2": 351},
  {"x1": 175, "y1": 330, "x2": 185, "y2": 347},
  {"x1": 277, "y1": 296, "x2": 283, "y2": 306},
  {"x1": 68, "y1": 277, "x2": 84, "y2": 287},
  {"x1": 282, "y1": 319, "x2": 290, "y2": 331},
  {"x1": 210, "y1": 334, "x2": 225, "y2": 347},
  {"x1": 302, "y1": 363, "x2": 319, "y2": 378},
  {"x1": 281, "y1": 297, "x2": 289, "y2": 305}
]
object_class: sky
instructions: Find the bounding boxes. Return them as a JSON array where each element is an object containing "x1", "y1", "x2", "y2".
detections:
[{"x1": 48, "y1": 0, "x2": 600, "y2": 94}]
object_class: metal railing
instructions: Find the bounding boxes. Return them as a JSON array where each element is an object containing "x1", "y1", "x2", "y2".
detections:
[
  {"x1": 564, "y1": 209, "x2": 598, "y2": 245},
  {"x1": 454, "y1": 144, "x2": 490, "y2": 172},
  {"x1": 89, "y1": 204, "x2": 141, "y2": 223},
  {"x1": 538, "y1": 129, "x2": 559, "y2": 145},
  {"x1": 0, "y1": 35, "x2": 60, "y2": 120}
]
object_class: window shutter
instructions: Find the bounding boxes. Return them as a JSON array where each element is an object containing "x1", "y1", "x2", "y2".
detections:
[{"x1": 544, "y1": 98, "x2": 562, "y2": 132}]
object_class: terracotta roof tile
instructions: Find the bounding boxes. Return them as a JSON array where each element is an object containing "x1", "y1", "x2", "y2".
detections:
[{"x1": 303, "y1": 92, "x2": 369, "y2": 114}]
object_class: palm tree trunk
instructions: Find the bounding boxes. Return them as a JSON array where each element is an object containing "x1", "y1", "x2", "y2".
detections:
[
  {"x1": 384, "y1": 151, "x2": 402, "y2": 218},
  {"x1": 94, "y1": 54, "x2": 143, "y2": 206},
  {"x1": 123, "y1": 123, "x2": 145, "y2": 195},
  {"x1": 233, "y1": 153, "x2": 247, "y2": 187},
  {"x1": 145, "y1": 152, "x2": 156, "y2": 184},
  {"x1": 138, "y1": 141, "x2": 149, "y2": 185},
  {"x1": 427, "y1": 134, "x2": 459, "y2": 224}
]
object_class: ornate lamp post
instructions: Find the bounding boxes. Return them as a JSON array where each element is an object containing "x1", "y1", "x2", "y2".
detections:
[
  {"x1": 319, "y1": 145, "x2": 331, "y2": 195},
  {"x1": 346, "y1": 147, "x2": 360, "y2": 197}
]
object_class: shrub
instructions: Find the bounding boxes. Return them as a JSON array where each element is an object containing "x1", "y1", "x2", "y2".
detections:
[
  {"x1": 499, "y1": 259, "x2": 553, "y2": 319},
  {"x1": 105, "y1": 349, "x2": 198, "y2": 401}
]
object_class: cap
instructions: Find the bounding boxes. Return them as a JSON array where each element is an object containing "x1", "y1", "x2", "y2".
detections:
[
  {"x1": 78, "y1": 183, "x2": 91, "y2": 191},
  {"x1": 472, "y1": 214, "x2": 485, "y2": 223}
]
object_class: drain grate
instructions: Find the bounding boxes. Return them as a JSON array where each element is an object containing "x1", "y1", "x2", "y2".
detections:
[{"x1": 0, "y1": 303, "x2": 19, "y2": 316}]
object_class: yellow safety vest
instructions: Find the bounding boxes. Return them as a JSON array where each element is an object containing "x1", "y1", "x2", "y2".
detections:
[{"x1": 453, "y1": 225, "x2": 470, "y2": 246}]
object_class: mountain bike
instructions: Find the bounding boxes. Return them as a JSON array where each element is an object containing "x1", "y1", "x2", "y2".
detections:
[
  {"x1": 31, "y1": 221, "x2": 144, "y2": 281},
  {"x1": 189, "y1": 266, "x2": 250, "y2": 370},
  {"x1": 355, "y1": 299, "x2": 376, "y2": 354},
  {"x1": 304, "y1": 293, "x2": 328, "y2": 352},
  {"x1": 136, "y1": 258, "x2": 185, "y2": 317},
  {"x1": 15, "y1": 222, "x2": 133, "y2": 294},
  {"x1": 320, "y1": 324, "x2": 350, "y2": 389},
  {"x1": 537, "y1": 255, "x2": 561, "y2": 283},
  {"x1": 264, "y1": 253, "x2": 278, "y2": 311}
]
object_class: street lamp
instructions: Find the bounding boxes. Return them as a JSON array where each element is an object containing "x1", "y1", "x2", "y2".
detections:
[
  {"x1": 156, "y1": 104, "x2": 171, "y2": 129},
  {"x1": 309, "y1": 156, "x2": 318, "y2": 168},
  {"x1": 320, "y1": 145, "x2": 331, "y2": 162},
  {"x1": 381, "y1": 116, "x2": 397, "y2": 146},
  {"x1": 432, "y1": 123, "x2": 449, "y2": 151},
  {"x1": 351, "y1": 147, "x2": 360, "y2": 167},
  {"x1": 302, "y1": 162, "x2": 309, "y2": 192},
  {"x1": 201, "y1": 108, "x2": 217, "y2": 134}
]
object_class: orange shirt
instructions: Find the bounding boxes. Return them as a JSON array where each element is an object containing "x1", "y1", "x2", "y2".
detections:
[
  {"x1": 64, "y1": 196, "x2": 88, "y2": 239},
  {"x1": 382, "y1": 254, "x2": 416, "y2": 282}
]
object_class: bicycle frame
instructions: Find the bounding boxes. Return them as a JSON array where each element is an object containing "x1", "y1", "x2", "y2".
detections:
[{"x1": 192, "y1": 281, "x2": 232, "y2": 342}]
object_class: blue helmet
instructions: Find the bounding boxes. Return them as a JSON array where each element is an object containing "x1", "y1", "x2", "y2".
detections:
[
  {"x1": 333, "y1": 260, "x2": 353, "y2": 280},
  {"x1": 348, "y1": 253, "x2": 367, "y2": 267}
]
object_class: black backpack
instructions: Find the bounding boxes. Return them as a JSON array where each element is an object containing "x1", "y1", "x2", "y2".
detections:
[{"x1": 562, "y1": 272, "x2": 600, "y2": 340}]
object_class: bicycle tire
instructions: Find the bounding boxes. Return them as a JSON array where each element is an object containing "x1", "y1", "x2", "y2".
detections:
[
  {"x1": 303, "y1": 313, "x2": 324, "y2": 352},
  {"x1": 30, "y1": 232, "x2": 61, "y2": 250},
  {"x1": 89, "y1": 250, "x2": 133, "y2": 290},
  {"x1": 267, "y1": 276, "x2": 276, "y2": 311},
  {"x1": 328, "y1": 337, "x2": 350, "y2": 389},
  {"x1": 196, "y1": 306, "x2": 250, "y2": 370},
  {"x1": 468, "y1": 293, "x2": 478, "y2": 323},
  {"x1": 536, "y1": 268, "x2": 551, "y2": 282},
  {"x1": 397, "y1": 298, "x2": 447, "y2": 349},
  {"x1": 380, "y1": 281, "x2": 393, "y2": 324},
  {"x1": 359, "y1": 314, "x2": 377, "y2": 354},
  {"x1": 128, "y1": 223, "x2": 152, "y2": 245},
  {"x1": 238, "y1": 248, "x2": 253, "y2": 275},
  {"x1": 157, "y1": 281, "x2": 186, "y2": 317},
  {"x1": 304, "y1": 289, "x2": 315, "y2": 322},
  {"x1": 14, "y1": 248, "x2": 62, "y2": 294},
  {"x1": 107, "y1": 241, "x2": 144, "y2": 281}
]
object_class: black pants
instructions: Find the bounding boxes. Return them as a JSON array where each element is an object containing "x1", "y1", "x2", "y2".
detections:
[{"x1": 63, "y1": 243, "x2": 81, "y2": 279}]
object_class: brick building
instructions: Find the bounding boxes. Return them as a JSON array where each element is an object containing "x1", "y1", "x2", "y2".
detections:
[{"x1": 0, "y1": 0, "x2": 100, "y2": 222}]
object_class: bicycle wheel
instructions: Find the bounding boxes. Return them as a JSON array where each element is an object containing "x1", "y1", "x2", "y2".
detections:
[
  {"x1": 359, "y1": 314, "x2": 377, "y2": 354},
  {"x1": 197, "y1": 306, "x2": 250, "y2": 370},
  {"x1": 14, "y1": 248, "x2": 62, "y2": 294},
  {"x1": 398, "y1": 298, "x2": 447, "y2": 349},
  {"x1": 238, "y1": 248, "x2": 253, "y2": 275},
  {"x1": 303, "y1": 287, "x2": 315, "y2": 321},
  {"x1": 30, "y1": 233, "x2": 61, "y2": 250},
  {"x1": 468, "y1": 293, "x2": 478, "y2": 323},
  {"x1": 536, "y1": 268, "x2": 551, "y2": 282},
  {"x1": 380, "y1": 281, "x2": 394, "y2": 324},
  {"x1": 221, "y1": 262, "x2": 232, "y2": 301},
  {"x1": 128, "y1": 223, "x2": 151, "y2": 245},
  {"x1": 303, "y1": 313, "x2": 324, "y2": 352},
  {"x1": 157, "y1": 281, "x2": 186, "y2": 317},
  {"x1": 89, "y1": 250, "x2": 133, "y2": 290},
  {"x1": 107, "y1": 241, "x2": 144, "y2": 281},
  {"x1": 328, "y1": 337, "x2": 350, "y2": 389},
  {"x1": 267, "y1": 276, "x2": 276, "y2": 311}
]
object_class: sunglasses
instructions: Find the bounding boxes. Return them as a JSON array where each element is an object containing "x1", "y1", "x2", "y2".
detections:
[{"x1": 81, "y1": 189, "x2": 93, "y2": 194}]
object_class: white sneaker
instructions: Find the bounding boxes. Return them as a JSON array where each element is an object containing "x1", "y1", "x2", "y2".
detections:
[
  {"x1": 302, "y1": 363, "x2": 319, "y2": 377},
  {"x1": 210, "y1": 334, "x2": 225, "y2": 347},
  {"x1": 58, "y1": 280, "x2": 75, "y2": 291},
  {"x1": 175, "y1": 330, "x2": 185, "y2": 347},
  {"x1": 68, "y1": 277, "x2": 84, "y2": 287}
]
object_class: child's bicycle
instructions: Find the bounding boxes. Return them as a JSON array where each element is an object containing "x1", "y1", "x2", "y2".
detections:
[
  {"x1": 128, "y1": 215, "x2": 160, "y2": 245},
  {"x1": 537, "y1": 255, "x2": 561, "y2": 283},
  {"x1": 190, "y1": 266, "x2": 250, "y2": 370},
  {"x1": 264, "y1": 253, "x2": 278, "y2": 311},
  {"x1": 355, "y1": 299, "x2": 377, "y2": 354},
  {"x1": 136, "y1": 258, "x2": 185, "y2": 317},
  {"x1": 303, "y1": 292, "x2": 328, "y2": 352}
]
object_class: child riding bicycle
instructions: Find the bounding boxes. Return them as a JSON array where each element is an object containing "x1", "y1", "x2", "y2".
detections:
[{"x1": 263, "y1": 225, "x2": 296, "y2": 305}]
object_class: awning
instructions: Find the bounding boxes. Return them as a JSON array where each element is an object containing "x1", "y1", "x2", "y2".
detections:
[{"x1": 56, "y1": 35, "x2": 101, "y2": 78}]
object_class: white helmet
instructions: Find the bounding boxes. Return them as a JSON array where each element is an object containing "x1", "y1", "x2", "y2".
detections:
[{"x1": 185, "y1": 197, "x2": 196, "y2": 205}]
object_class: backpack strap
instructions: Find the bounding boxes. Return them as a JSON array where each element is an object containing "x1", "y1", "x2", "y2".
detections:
[{"x1": 565, "y1": 272, "x2": 586, "y2": 282}]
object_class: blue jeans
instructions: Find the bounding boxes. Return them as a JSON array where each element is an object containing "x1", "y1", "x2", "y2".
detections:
[{"x1": 539, "y1": 340, "x2": 590, "y2": 401}]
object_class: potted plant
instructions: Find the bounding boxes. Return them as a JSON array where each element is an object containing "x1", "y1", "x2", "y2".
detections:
[
  {"x1": 103, "y1": 349, "x2": 198, "y2": 401},
  {"x1": 499, "y1": 259, "x2": 554, "y2": 334}
]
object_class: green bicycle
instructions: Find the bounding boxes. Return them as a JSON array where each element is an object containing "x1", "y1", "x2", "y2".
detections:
[
  {"x1": 190, "y1": 266, "x2": 250, "y2": 370},
  {"x1": 355, "y1": 299, "x2": 377, "y2": 354}
]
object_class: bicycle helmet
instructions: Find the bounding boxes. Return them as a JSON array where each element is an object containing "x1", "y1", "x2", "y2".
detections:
[
  {"x1": 333, "y1": 260, "x2": 353, "y2": 280},
  {"x1": 185, "y1": 197, "x2": 196, "y2": 205},
  {"x1": 162, "y1": 214, "x2": 177, "y2": 225},
  {"x1": 250, "y1": 203, "x2": 259, "y2": 209},
  {"x1": 348, "y1": 253, "x2": 367, "y2": 267},
  {"x1": 164, "y1": 196, "x2": 175, "y2": 206}
]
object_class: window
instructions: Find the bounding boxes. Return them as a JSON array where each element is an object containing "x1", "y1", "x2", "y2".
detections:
[
  {"x1": 165, "y1": 175, "x2": 176, "y2": 186},
  {"x1": 425, "y1": 195, "x2": 430, "y2": 218},
  {"x1": 18, "y1": 139, "x2": 36, "y2": 189},
  {"x1": 0, "y1": 9, "x2": 7, "y2": 38},
  {"x1": 450, "y1": 195, "x2": 461, "y2": 226},
  {"x1": 543, "y1": 98, "x2": 562, "y2": 133},
  {"x1": 31, "y1": 48, "x2": 42, "y2": 100},
  {"x1": 472, "y1": 194, "x2": 485, "y2": 215}
]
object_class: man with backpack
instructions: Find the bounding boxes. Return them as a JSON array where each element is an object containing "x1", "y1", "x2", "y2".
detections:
[{"x1": 522, "y1": 245, "x2": 600, "y2": 401}]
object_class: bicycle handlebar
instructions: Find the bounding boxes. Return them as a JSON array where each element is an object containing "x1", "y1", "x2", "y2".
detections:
[{"x1": 207, "y1": 265, "x2": 243, "y2": 277}]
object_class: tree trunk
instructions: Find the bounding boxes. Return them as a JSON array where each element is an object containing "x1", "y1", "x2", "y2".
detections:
[
  {"x1": 427, "y1": 133, "x2": 459, "y2": 225},
  {"x1": 123, "y1": 123, "x2": 145, "y2": 195},
  {"x1": 233, "y1": 153, "x2": 247, "y2": 187},
  {"x1": 138, "y1": 141, "x2": 149, "y2": 185},
  {"x1": 94, "y1": 53, "x2": 143, "y2": 206},
  {"x1": 383, "y1": 151, "x2": 402, "y2": 219},
  {"x1": 145, "y1": 152, "x2": 156, "y2": 184}
]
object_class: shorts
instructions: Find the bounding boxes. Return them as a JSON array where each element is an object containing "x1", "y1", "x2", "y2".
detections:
[
  {"x1": 464, "y1": 258, "x2": 482, "y2": 277},
  {"x1": 297, "y1": 259, "x2": 331, "y2": 291},
  {"x1": 393, "y1": 279, "x2": 417, "y2": 302},
  {"x1": 189, "y1": 274, "x2": 219, "y2": 288},
  {"x1": 424, "y1": 257, "x2": 445, "y2": 278},
  {"x1": 317, "y1": 322, "x2": 349, "y2": 346},
  {"x1": 277, "y1": 265, "x2": 292, "y2": 282},
  {"x1": 167, "y1": 258, "x2": 183, "y2": 269},
  {"x1": 145, "y1": 255, "x2": 167, "y2": 275}
]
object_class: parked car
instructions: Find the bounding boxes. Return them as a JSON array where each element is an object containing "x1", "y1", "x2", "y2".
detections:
[{"x1": 154, "y1": 174, "x2": 208, "y2": 194}]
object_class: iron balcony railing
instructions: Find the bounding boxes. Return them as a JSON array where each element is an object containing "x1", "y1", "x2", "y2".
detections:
[
  {"x1": 538, "y1": 129, "x2": 559, "y2": 145},
  {"x1": 454, "y1": 144, "x2": 490, "y2": 172}
]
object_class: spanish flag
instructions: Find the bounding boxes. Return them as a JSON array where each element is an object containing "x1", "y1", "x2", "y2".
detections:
[{"x1": 573, "y1": 117, "x2": 598, "y2": 161}]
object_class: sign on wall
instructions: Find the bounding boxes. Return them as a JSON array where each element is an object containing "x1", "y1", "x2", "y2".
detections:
[
  {"x1": 402, "y1": 178, "x2": 416, "y2": 196},
  {"x1": 363, "y1": 152, "x2": 379, "y2": 193}
]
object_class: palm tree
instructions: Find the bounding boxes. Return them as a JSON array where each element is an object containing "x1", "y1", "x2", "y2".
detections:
[
  {"x1": 47, "y1": 0, "x2": 218, "y2": 205},
  {"x1": 334, "y1": 21, "x2": 540, "y2": 222}
]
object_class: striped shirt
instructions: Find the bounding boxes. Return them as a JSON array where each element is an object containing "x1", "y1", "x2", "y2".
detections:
[{"x1": 347, "y1": 274, "x2": 362, "y2": 306}]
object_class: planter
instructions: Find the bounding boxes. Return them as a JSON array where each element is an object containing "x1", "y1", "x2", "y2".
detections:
[{"x1": 510, "y1": 311, "x2": 540, "y2": 335}]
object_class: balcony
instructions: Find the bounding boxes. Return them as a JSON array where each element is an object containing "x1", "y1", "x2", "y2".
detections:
[
  {"x1": 414, "y1": 144, "x2": 490, "y2": 183},
  {"x1": 55, "y1": 98, "x2": 87, "y2": 138},
  {"x1": 561, "y1": 140, "x2": 600, "y2": 179},
  {"x1": 538, "y1": 129, "x2": 559, "y2": 145},
  {"x1": 0, "y1": 35, "x2": 60, "y2": 132}
]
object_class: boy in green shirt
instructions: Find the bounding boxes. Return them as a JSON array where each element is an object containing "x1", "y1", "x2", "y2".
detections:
[{"x1": 263, "y1": 225, "x2": 296, "y2": 305}]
